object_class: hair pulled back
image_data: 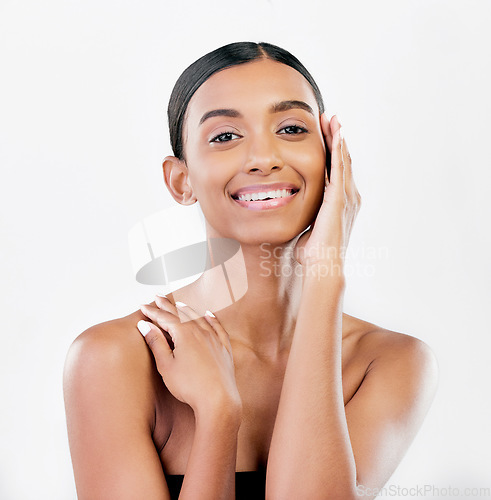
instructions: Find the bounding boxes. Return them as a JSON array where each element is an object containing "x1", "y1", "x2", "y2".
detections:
[{"x1": 167, "y1": 41, "x2": 325, "y2": 160}]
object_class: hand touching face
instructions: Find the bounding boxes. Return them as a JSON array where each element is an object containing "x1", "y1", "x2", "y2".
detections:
[
  {"x1": 163, "y1": 59, "x2": 327, "y2": 247},
  {"x1": 294, "y1": 113, "x2": 362, "y2": 270}
]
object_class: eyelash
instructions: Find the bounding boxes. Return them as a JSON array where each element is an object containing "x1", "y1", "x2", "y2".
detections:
[
  {"x1": 210, "y1": 132, "x2": 240, "y2": 143},
  {"x1": 278, "y1": 125, "x2": 308, "y2": 135},
  {"x1": 209, "y1": 124, "x2": 308, "y2": 143}
]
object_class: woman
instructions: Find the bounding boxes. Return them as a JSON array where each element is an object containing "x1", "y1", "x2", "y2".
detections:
[{"x1": 63, "y1": 42, "x2": 438, "y2": 500}]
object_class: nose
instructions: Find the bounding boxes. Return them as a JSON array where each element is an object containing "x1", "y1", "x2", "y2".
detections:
[{"x1": 243, "y1": 133, "x2": 284, "y2": 174}]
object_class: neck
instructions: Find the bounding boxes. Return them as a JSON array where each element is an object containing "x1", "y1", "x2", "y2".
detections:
[
  {"x1": 221, "y1": 240, "x2": 303, "y2": 357},
  {"x1": 173, "y1": 234, "x2": 305, "y2": 358}
]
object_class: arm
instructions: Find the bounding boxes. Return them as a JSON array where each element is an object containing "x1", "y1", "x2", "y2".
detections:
[
  {"x1": 266, "y1": 273, "x2": 438, "y2": 499},
  {"x1": 180, "y1": 406, "x2": 240, "y2": 499},
  {"x1": 63, "y1": 324, "x2": 171, "y2": 500},
  {"x1": 266, "y1": 115, "x2": 438, "y2": 499},
  {"x1": 64, "y1": 320, "x2": 241, "y2": 500},
  {"x1": 344, "y1": 331, "x2": 438, "y2": 495},
  {"x1": 266, "y1": 274, "x2": 355, "y2": 499},
  {"x1": 139, "y1": 298, "x2": 243, "y2": 500}
]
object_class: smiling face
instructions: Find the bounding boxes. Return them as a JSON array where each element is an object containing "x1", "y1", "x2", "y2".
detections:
[{"x1": 168, "y1": 58, "x2": 327, "y2": 246}]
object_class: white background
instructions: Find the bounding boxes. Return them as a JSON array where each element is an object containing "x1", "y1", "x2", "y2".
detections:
[{"x1": 1, "y1": 1, "x2": 490, "y2": 498}]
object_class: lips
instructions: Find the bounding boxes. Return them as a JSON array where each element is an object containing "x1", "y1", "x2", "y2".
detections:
[
  {"x1": 230, "y1": 182, "x2": 299, "y2": 199},
  {"x1": 229, "y1": 182, "x2": 300, "y2": 211}
]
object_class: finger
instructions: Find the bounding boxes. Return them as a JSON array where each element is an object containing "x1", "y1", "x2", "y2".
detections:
[
  {"x1": 154, "y1": 298, "x2": 192, "y2": 324},
  {"x1": 204, "y1": 311, "x2": 233, "y2": 352},
  {"x1": 137, "y1": 320, "x2": 174, "y2": 372},
  {"x1": 338, "y1": 123, "x2": 356, "y2": 194},
  {"x1": 337, "y1": 125, "x2": 362, "y2": 207},
  {"x1": 329, "y1": 115, "x2": 346, "y2": 193},
  {"x1": 155, "y1": 294, "x2": 179, "y2": 315},
  {"x1": 140, "y1": 303, "x2": 180, "y2": 337},
  {"x1": 174, "y1": 301, "x2": 213, "y2": 331},
  {"x1": 321, "y1": 112, "x2": 333, "y2": 153},
  {"x1": 330, "y1": 114, "x2": 342, "y2": 136}
]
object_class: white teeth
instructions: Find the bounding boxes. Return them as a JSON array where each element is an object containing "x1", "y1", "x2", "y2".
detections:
[{"x1": 237, "y1": 189, "x2": 294, "y2": 202}]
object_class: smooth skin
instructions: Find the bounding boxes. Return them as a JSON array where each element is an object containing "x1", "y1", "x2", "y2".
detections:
[{"x1": 63, "y1": 59, "x2": 438, "y2": 500}]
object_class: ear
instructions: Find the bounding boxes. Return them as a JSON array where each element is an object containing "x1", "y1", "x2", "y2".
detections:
[{"x1": 162, "y1": 156, "x2": 197, "y2": 206}]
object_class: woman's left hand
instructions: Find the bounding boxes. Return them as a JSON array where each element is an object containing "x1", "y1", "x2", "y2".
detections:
[{"x1": 294, "y1": 114, "x2": 361, "y2": 273}]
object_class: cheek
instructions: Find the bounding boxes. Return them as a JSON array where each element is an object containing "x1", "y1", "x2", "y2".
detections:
[
  {"x1": 310, "y1": 140, "x2": 328, "y2": 185},
  {"x1": 187, "y1": 149, "x2": 239, "y2": 193},
  {"x1": 286, "y1": 142, "x2": 326, "y2": 216},
  {"x1": 285, "y1": 142, "x2": 326, "y2": 180},
  {"x1": 186, "y1": 160, "x2": 231, "y2": 210}
]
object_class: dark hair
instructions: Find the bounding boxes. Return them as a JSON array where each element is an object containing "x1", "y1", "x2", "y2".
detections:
[{"x1": 167, "y1": 41, "x2": 325, "y2": 160}]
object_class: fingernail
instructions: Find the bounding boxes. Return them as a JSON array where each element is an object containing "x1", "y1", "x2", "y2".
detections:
[
  {"x1": 205, "y1": 310, "x2": 215, "y2": 318},
  {"x1": 335, "y1": 114, "x2": 342, "y2": 126},
  {"x1": 156, "y1": 292, "x2": 167, "y2": 298},
  {"x1": 137, "y1": 320, "x2": 151, "y2": 336},
  {"x1": 339, "y1": 127, "x2": 344, "y2": 141},
  {"x1": 175, "y1": 301, "x2": 187, "y2": 307}
]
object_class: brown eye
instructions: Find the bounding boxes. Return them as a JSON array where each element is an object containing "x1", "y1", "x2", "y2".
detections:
[
  {"x1": 278, "y1": 125, "x2": 308, "y2": 135},
  {"x1": 210, "y1": 132, "x2": 241, "y2": 143}
]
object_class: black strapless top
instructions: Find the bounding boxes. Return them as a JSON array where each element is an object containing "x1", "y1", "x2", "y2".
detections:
[{"x1": 165, "y1": 470, "x2": 266, "y2": 500}]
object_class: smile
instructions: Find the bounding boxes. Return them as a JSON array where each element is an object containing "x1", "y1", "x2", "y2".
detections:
[
  {"x1": 237, "y1": 188, "x2": 295, "y2": 201},
  {"x1": 231, "y1": 188, "x2": 298, "y2": 211}
]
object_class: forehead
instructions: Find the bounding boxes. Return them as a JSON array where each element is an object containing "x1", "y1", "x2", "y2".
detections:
[{"x1": 185, "y1": 59, "x2": 320, "y2": 125}]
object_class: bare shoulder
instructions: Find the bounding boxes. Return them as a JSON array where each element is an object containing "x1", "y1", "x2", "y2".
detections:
[
  {"x1": 65, "y1": 310, "x2": 151, "y2": 377},
  {"x1": 343, "y1": 312, "x2": 439, "y2": 452},
  {"x1": 63, "y1": 310, "x2": 176, "y2": 498},
  {"x1": 343, "y1": 313, "x2": 439, "y2": 395},
  {"x1": 341, "y1": 317, "x2": 439, "y2": 490},
  {"x1": 63, "y1": 310, "x2": 165, "y2": 428}
]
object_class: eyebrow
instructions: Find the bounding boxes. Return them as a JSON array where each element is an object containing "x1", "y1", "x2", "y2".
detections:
[
  {"x1": 199, "y1": 108, "x2": 241, "y2": 125},
  {"x1": 270, "y1": 100, "x2": 314, "y2": 115},
  {"x1": 198, "y1": 100, "x2": 314, "y2": 126}
]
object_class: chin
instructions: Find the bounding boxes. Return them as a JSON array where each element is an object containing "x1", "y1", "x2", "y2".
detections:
[
  {"x1": 228, "y1": 223, "x2": 308, "y2": 247},
  {"x1": 204, "y1": 205, "x2": 315, "y2": 246}
]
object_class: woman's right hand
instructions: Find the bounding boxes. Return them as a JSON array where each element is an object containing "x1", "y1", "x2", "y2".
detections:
[{"x1": 137, "y1": 297, "x2": 242, "y2": 417}]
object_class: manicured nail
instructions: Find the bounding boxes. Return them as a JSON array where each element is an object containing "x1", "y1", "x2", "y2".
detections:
[
  {"x1": 137, "y1": 320, "x2": 151, "y2": 336},
  {"x1": 175, "y1": 301, "x2": 187, "y2": 308},
  {"x1": 156, "y1": 292, "x2": 167, "y2": 297},
  {"x1": 205, "y1": 310, "x2": 215, "y2": 318},
  {"x1": 339, "y1": 127, "x2": 344, "y2": 141},
  {"x1": 330, "y1": 113, "x2": 341, "y2": 124}
]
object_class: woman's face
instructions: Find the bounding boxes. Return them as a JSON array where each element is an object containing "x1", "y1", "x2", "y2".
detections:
[{"x1": 181, "y1": 58, "x2": 327, "y2": 246}]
